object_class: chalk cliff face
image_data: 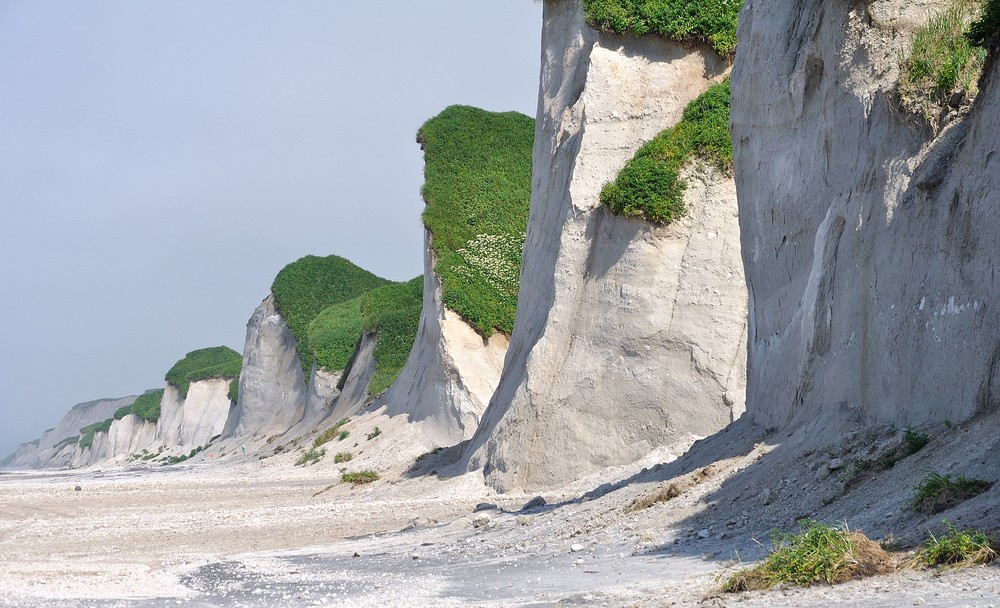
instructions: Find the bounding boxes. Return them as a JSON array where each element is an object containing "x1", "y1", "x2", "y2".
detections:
[
  {"x1": 232, "y1": 295, "x2": 312, "y2": 437},
  {"x1": 382, "y1": 230, "x2": 510, "y2": 447},
  {"x1": 7, "y1": 395, "x2": 135, "y2": 468},
  {"x1": 731, "y1": 0, "x2": 1000, "y2": 431},
  {"x1": 463, "y1": 0, "x2": 747, "y2": 492}
]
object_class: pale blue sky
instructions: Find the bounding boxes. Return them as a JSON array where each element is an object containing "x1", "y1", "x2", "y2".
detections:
[{"x1": 0, "y1": 1, "x2": 542, "y2": 456}]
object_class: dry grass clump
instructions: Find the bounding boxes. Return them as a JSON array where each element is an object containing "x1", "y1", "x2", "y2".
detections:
[{"x1": 722, "y1": 521, "x2": 893, "y2": 592}]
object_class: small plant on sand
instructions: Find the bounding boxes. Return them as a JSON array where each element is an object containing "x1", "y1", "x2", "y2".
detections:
[
  {"x1": 338, "y1": 430, "x2": 350, "y2": 441},
  {"x1": 909, "y1": 470, "x2": 991, "y2": 514},
  {"x1": 295, "y1": 447, "x2": 326, "y2": 466},
  {"x1": 342, "y1": 470, "x2": 379, "y2": 485},
  {"x1": 968, "y1": 0, "x2": 1000, "y2": 49},
  {"x1": 333, "y1": 452, "x2": 353, "y2": 463},
  {"x1": 315, "y1": 418, "x2": 349, "y2": 447},
  {"x1": 366, "y1": 427, "x2": 381, "y2": 441},
  {"x1": 914, "y1": 520, "x2": 998, "y2": 567},
  {"x1": 903, "y1": 428, "x2": 930, "y2": 456},
  {"x1": 721, "y1": 520, "x2": 892, "y2": 592},
  {"x1": 624, "y1": 483, "x2": 681, "y2": 513}
]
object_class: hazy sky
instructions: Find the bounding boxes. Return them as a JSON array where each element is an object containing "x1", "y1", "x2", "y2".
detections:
[{"x1": 0, "y1": 1, "x2": 542, "y2": 457}]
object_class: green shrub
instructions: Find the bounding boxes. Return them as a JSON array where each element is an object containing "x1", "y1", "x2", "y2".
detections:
[
  {"x1": 271, "y1": 255, "x2": 391, "y2": 374},
  {"x1": 295, "y1": 447, "x2": 326, "y2": 466},
  {"x1": 359, "y1": 277, "x2": 423, "y2": 394},
  {"x1": 366, "y1": 427, "x2": 382, "y2": 441},
  {"x1": 721, "y1": 521, "x2": 892, "y2": 592},
  {"x1": 900, "y1": 1, "x2": 986, "y2": 123},
  {"x1": 916, "y1": 521, "x2": 999, "y2": 567},
  {"x1": 968, "y1": 0, "x2": 1000, "y2": 48},
  {"x1": 78, "y1": 419, "x2": 114, "y2": 450},
  {"x1": 601, "y1": 80, "x2": 731, "y2": 224},
  {"x1": 582, "y1": 0, "x2": 740, "y2": 56},
  {"x1": 111, "y1": 389, "x2": 165, "y2": 423},
  {"x1": 314, "y1": 419, "x2": 350, "y2": 447},
  {"x1": 333, "y1": 452, "x2": 353, "y2": 463},
  {"x1": 342, "y1": 469, "x2": 379, "y2": 485},
  {"x1": 910, "y1": 470, "x2": 991, "y2": 514},
  {"x1": 418, "y1": 105, "x2": 534, "y2": 336},
  {"x1": 307, "y1": 298, "x2": 365, "y2": 373},
  {"x1": 338, "y1": 430, "x2": 350, "y2": 441},
  {"x1": 163, "y1": 346, "x2": 242, "y2": 398},
  {"x1": 227, "y1": 379, "x2": 238, "y2": 403},
  {"x1": 903, "y1": 428, "x2": 930, "y2": 455}
]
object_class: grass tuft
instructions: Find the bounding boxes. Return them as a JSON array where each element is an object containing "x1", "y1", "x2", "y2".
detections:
[
  {"x1": 333, "y1": 452, "x2": 353, "y2": 463},
  {"x1": 915, "y1": 520, "x2": 999, "y2": 567},
  {"x1": 910, "y1": 470, "x2": 991, "y2": 514},
  {"x1": 899, "y1": 0, "x2": 986, "y2": 125},
  {"x1": 366, "y1": 427, "x2": 382, "y2": 441},
  {"x1": 418, "y1": 105, "x2": 534, "y2": 336},
  {"x1": 968, "y1": 0, "x2": 1000, "y2": 48},
  {"x1": 315, "y1": 419, "x2": 350, "y2": 447},
  {"x1": 295, "y1": 447, "x2": 326, "y2": 466},
  {"x1": 721, "y1": 521, "x2": 892, "y2": 592},
  {"x1": 342, "y1": 470, "x2": 379, "y2": 485},
  {"x1": 582, "y1": 0, "x2": 740, "y2": 56},
  {"x1": 601, "y1": 80, "x2": 731, "y2": 224}
]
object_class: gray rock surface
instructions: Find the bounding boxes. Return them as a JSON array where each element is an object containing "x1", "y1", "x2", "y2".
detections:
[
  {"x1": 231, "y1": 295, "x2": 309, "y2": 437},
  {"x1": 732, "y1": 0, "x2": 1000, "y2": 431},
  {"x1": 380, "y1": 230, "x2": 509, "y2": 447},
  {"x1": 462, "y1": 0, "x2": 746, "y2": 492}
]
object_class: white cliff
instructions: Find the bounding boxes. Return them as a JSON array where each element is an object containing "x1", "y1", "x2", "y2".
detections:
[
  {"x1": 381, "y1": 230, "x2": 510, "y2": 447},
  {"x1": 462, "y1": 0, "x2": 747, "y2": 492},
  {"x1": 6, "y1": 395, "x2": 136, "y2": 469},
  {"x1": 732, "y1": 0, "x2": 1000, "y2": 431}
]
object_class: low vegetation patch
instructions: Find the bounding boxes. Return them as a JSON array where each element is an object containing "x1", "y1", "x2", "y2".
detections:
[
  {"x1": 366, "y1": 427, "x2": 382, "y2": 441},
  {"x1": 163, "y1": 445, "x2": 206, "y2": 465},
  {"x1": 338, "y1": 430, "x2": 350, "y2": 441},
  {"x1": 342, "y1": 469, "x2": 379, "y2": 485},
  {"x1": 295, "y1": 447, "x2": 326, "y2": 466},
  {"x1": 113, "y1": 389, "x2": 165, "y2": 423},
  {"x1": 722, "y1": 521, "x2": 892, "y2": 592},
  {"x1": 78, "y1": 419, "x2": 114, "y2": 450},
  {"x1": 333, "y1": 452, "x2": 353, "y2": 463},
  {"x1": 915, "y1": 521, "x2": 999, "y2": 567},
  {"x1": 271, "y1": 255, "x2": 391, "y2": 375},
  {"x1": 899, "y1": 0, "x2": 986, "y2": 125},
  {"x1": 968, "y1": 0, "x2": 1000, "y2": 48},
  {"x1": 418, "y1": 105, "x2": 534, "y2": 336},
  {"x1": 315, "y1": 419, "x2": 350, "y2": 447},
  {"x1": 910, "y1": 470, "x2": 991, "y2": 514},
  {"x1": 582, "y1": 0, "x2": 739, "y2": 56},
  {"x1": 164, "y1": 347, "x2": 242, "y2": 398},
  {"x1": 601, "y1": 80, "x2": 731, "y2": 225}
]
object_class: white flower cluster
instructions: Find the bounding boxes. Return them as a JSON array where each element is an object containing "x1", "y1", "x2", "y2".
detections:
[{"x1": 452, "y1": 232, "x2": 524, "y2": 298}]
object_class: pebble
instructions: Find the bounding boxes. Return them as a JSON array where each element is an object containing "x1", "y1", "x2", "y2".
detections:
[
  {"x1": 522, "y1": 496, "x2": 547, "y2": 510},
  {"x1": 828, "y1": 458, "x2": 845, "y2": 470},
  {"x1": 517, "y1": 515, "x2": 535, "y2": 526},
  {"x1": 473, "y1": 502, "x2": 498, "y2": 513},
  {"x1": 570, "y1": 543, "x2": 585, "y2": 552},
  {"x1": 74, "y1": 486, "x2": 81, "y2": 492},
  {"x1": 697, "y1": 529, "x2": 710, "y2": 539},
  {"x1": 472, "y1": 514, "x2": 492, "y2": 528}
]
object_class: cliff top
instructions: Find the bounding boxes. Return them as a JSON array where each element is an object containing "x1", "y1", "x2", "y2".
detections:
[
  {"x1": 164, "y1": 346, "x2": 242, "y2": 398},
  {"x1": 307, "y1": 276, "x2": 422, "y2": 395},
  {"x1": 417, "y1": 104, "x2": 534, "y2": 336},
  {"x1": 271, "y1": 255, "x2": 392, "y2": 373},
  {"x1": 582, "y1": 0, "x2": 740, "y2": 56}
]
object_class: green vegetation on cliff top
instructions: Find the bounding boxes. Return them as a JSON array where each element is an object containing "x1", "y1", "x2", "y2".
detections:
[
  {"x1": 164, "y1": 347, "x2": 242, "y2": 398},
  {"x1": 271, "y1": 255, "x2": 391, "y2": 374},
  {"x1": 582, "y1": 0, "x2": 739, "y2": 56},
  {"x1": 418, "y1": 105, "x2": 534, "y2": 336},
  {"x1": 307, "y1": 276, "x2": 422, "y2": 396},
  {"x1": 78, "y1": 418, "x2": 113, "y2": 450},
  {"x1": 601, "y1": 79, "x2": 731, "y2": 224},
  {"x1": 113, "y1": 389, "x2": 165, "y2": 423}
]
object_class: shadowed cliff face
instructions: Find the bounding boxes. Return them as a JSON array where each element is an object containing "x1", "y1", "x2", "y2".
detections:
[
  {"x1": 461, "y1": 0, "x2": 747, "y2": 493},
  {"x1": 732, "y1": 0, "x2": 1000, "y2": 431}
]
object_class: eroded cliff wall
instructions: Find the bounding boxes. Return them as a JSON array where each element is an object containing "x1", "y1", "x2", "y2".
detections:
[
  {"x1": 381, "y1": 230, "x2": 510, "y2": 447},
  {"x1": 463, "y1": 0, "x2": 747, "y2": 492},
  {"x1": 732, "y1": 0, "x2": 1000, "y2": 431}
]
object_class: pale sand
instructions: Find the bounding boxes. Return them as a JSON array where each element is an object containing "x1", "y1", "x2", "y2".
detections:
[{"x1": 3, "y1": 410, "x2": 1000, "y2": 607}]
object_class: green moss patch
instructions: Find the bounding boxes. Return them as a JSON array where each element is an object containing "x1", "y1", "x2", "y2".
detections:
[
  {"x1": 114, "y1": 389, "x2": 165, "y2": 423},
  {"x1": 271, "y1": 255, "x2": 392, "y2": 374},
  {"x1": 164, "y1": 347, "x2": 242, "y2": 398},
  {"x1": 418, "y1": 105, "x2": 534, "y2": 337},
  {"x1": 78, "y1": 419, "x2": 113, "y2": 450},
  {"x1": 582, "y1": 0, "x2": 740, "y2": 56},
  {"x1": 601, "y1": 79, "x2": 731, "y2": 224}
]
